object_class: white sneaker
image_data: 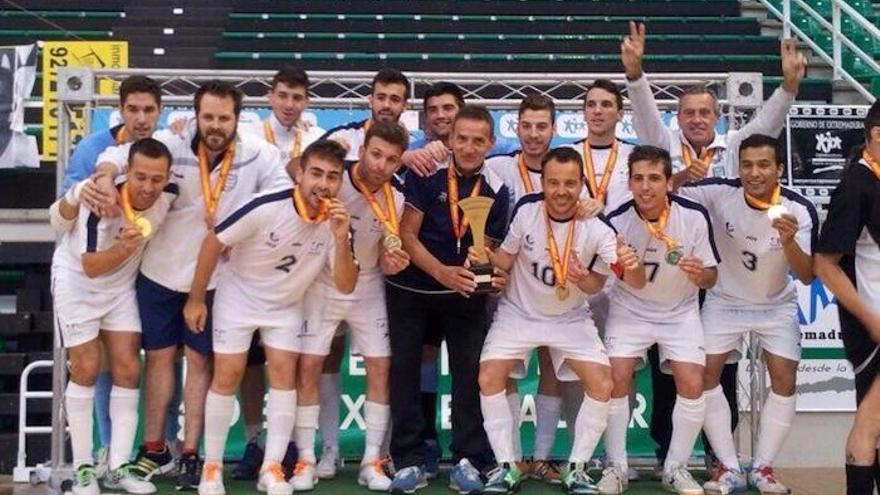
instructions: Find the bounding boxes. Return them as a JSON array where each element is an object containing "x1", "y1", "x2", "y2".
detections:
[
  {"x1": 290, "y1": 459, "x2": 318, "y2": 491},
  {"x1": 358, "y1": 458, "x2": 392, "y2": 491},
  {"x1": 748, "y1": 465, "x2": 791, "y2": 494},
  {"x1": 316, "y1": 446, "x2": 341, "y2": 479},
  {"x1": 257, "y1": 462, "x2": 292, "y2": 495},
  {"x1": 108, "y1": 464, "x2": 157, "y2": 494},
  {"x1": 197, "y1": 461, "x2": 225, "y2": 495},
  {"x1": 72, "y1": 465, "x2": 100, "y2": 495},
  {"x1": 663, "y1": 466, "x2": 704, "y2": 495},
  {"x1": 703, "y1": 465, "x2": 747, "y2": 495},
  {"x1": 597, "y1": 465, "x2": 628, "y2": 494}
]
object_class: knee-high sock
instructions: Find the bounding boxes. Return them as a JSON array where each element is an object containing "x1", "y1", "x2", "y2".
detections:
[
  {"x1": 753, "y1": 391, "x2": 796, "y2": 469},
  {"x1": 569, "y1": 393, "x2": 610, "y2": 464},
  {"x1": 318, "y1": 374, "x2": 340, "y2": 451},
  {"x1": 363, "y1": 401, "x2": 390, "y2": 462},
  {"x1": 507, "y1": 393, "x2": 522, "y2": 461},
  {"x1": 94, "y1": 372, "x2": 113, "y2": 448},
  {"x1": 109, "y1": 386, "x2": 139, "y2": 470},
  {"x1": 264, "y1": 389, "x2": 297, "y2": 464},
  {"x1": 703, "y1": 385, "x2": 740, "y2": 471},
  {"x1": 203, "y1": 391, "x2": 236, "y2": 464},
  {"x1": 604, "y1": 397, "x2": 630, "y2": 471},
  {"x1": 295, "y1": 404, "x2": 320, "y2": 463},
  {"x1": 66, "y1": 382, "x2": 95, "y2": 468},
  {"x1": 663, "y1": 394, "x2": 706, "y2": 472},
  {"x1": 533, "y1": 394, "x2": 562, "y2": 460},
  {"x1": 480, "y1": 391, "x2": 515, "y2": 464}
]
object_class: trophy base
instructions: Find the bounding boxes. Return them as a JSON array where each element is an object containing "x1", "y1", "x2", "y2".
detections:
[{"x1": 470, "y1": 262, "x2": 495, "y2": 295}]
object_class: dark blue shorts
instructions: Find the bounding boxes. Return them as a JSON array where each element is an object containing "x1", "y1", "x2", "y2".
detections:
[{"x1": 136, "y1": 273, "x2": 214, "y2": 356}]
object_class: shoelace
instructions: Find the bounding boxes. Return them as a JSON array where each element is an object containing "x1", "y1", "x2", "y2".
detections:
[
  {"x1": 370, "y1": 457, "x2": 390, "y2": 475},
  {"x1": 710, "y1": 464, "x2": 730, "y2": 481},
  {"x1": 754, "y1": 466, "x2": 779, "y2": 483},
  {"x1": 263, "y1": 462, "x2": 285, "y2": 481},
  {"x1": 203, "y1": 462, "x2": 221, "y2": 481},
  {"x1": 76, "y1": 467, "x2": 95, "y2": 484},
  {"x1": 293, "y1": 460, "x2": 311, "y2": 476}
]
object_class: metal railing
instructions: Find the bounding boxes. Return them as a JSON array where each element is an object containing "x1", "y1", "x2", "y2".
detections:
[{"x1": 13, "y1": 360, "x2": 55, "y2": 484}]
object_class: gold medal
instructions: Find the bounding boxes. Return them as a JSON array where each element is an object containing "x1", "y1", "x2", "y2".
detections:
[
  {"x1": 665, "y1": 247, "x2": 682, "y2": 266},
  {"x1": 134, "y1": 217, "x2": 153, "y2": 237},
  {"x1": 351, "y1": 162, "x2": 403, "y2": 251},
  {"x1": 383, "y1": 233, "x2": 403, "y2": 251},
  {"x1": 641, "y1": 199, "x2": 681, "y2": 265},
  {"x1": 767, "y1": 204, "x2": 789, "y2": 221},
  {"x1": 544, "y1": 203, "x2": 577, "y2": 301},
  {"x1": 555, "y1": 284, "x2": 570, "y2": 301},
  {"x1": 120, "y1": 182, "x2": 152, "y2": 237}
]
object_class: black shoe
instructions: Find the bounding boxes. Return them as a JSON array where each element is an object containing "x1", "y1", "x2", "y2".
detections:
[
  {"x1": 131, "y1": 445, "x2": 174, "y2": 479},
  {"x1": 232, "y1": 441, "x2": 264, "y2": 481},
  {"x1": 281, "y1": 441, "x2": 299, "y2": 479},
  {"x1": 175, "y1": 453, "x2": 201, "y2": 491}
]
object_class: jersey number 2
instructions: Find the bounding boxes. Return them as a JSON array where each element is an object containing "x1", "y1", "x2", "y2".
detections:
[{"x1": 274, "y1": 255, "x2": 298, "y2": 273}]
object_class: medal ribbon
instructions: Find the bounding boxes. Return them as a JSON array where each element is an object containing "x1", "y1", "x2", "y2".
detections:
[
  {"x1": 263, "y1": 119, "x2": 303, "y2": 158},
  {"x1": 120, "y1": 182, "x2": 142, "y2": 225},
  {"x1": 863, "y1": 149, "x2": 880, "y2": 181},
  {"x1": 292, "y1": 185, "x2": 329, "y2": 224},
  {"x1": 641, "y1": 200, "x2": 678, "y2": 252},
  {"x1": 516, "y1": 153, "x2": 537, "y2": 194},
  {"x1": 681, "y1": 143, "x2": 715, "y2": 171},
  {"x1": 544, "y1": 204, "x2": 576, "y2": 289},
  {"x1": 447, "y1": 164, "x2": 482, "y2": 241},
  {"x1": 114, "y1": 126, "x2": 126, "y2": 145},
  {"x1": 583, "y1": 140, "x2": 619, "y2": 202},
  {"x1": 743, "y1": 184, "x2": 781, "y2": 210},
  {"x1": 198, "y1": 141, "x2": 236, "y2": 215},
  {"x1": 351, "y1": 162, "x2": 399, "y2": 235}
]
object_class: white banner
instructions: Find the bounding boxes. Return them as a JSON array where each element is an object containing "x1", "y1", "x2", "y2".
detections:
[{"x1": 0, "y1": 43, "x2": 38, "y2": 168}]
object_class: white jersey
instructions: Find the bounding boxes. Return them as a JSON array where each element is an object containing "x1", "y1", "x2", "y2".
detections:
[
  {"x1": 562, "y1": 138, "x2": 635, "y2": 213},
  {"x1": 51, "y1": 182, "x2": 177, "y2": 295},
  {"x1": 626, "y1": 75, "x2": 794, "y2": 178},
  {"x1": 96, "y1": 125, "x2": 292, "y2": 292},
  {"x1": 500, "y1": 193, "x2": 618, "y2": 320},
  {"x1": 214, "y1": 188, "x2": 336, "y2": 314},
  {"x1": 680, "y1": 178, "x2": 818, "y2": 308},
  {"x1": 606, "y1": 195, "x2": 720, "y2": 319},
  {"x1": 320, "y1": 119, "x2": 370, "y2": 161},
  {"x1": 241, "y1": 113, "x2": 325, "y2": 165},
  {"x1": 314, "y1": 162, "x2": 405, "y2": 299}
]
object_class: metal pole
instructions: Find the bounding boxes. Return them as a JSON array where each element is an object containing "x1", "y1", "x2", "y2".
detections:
[
  {"x1": 748, "y1": 332, "x2": 761, "y2": 458},
  {"x1": 783, "y1": 0, "x2": 791, "y2": 38},
  {"x1": 832, "y1": 2, "x2": 842, "y2": 81}
]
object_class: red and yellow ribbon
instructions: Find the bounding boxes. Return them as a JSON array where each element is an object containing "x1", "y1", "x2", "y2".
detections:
[
  {"x1": 641, "y1": 199, "x2": 678, "y2": 253},
  {"x1": 351, "y1": 162, "x2": 399, "y2": 235},
  {"x1": 198, "y1": 141, "x2": 236, "y2": 215},
  {"x1": 447, "y1": 164, "x2": 482, "y2": 241},
  {"x1": 544, "y1": 204, "x2": 576, "y2": 289},
  {"x1": 292, "y1": 185, "x2": 329, "y2": 224},
  {"x1": 681, "y1": 143, "x2": 715, "y2": 171},
  {"x1": 863, "y1": 149, "x2": 880, "y2": 181},
  {"x1": 516, "y1": 153, "x2": 537, "y2": 194},
  {"x1": 744, "y1": 184, "x2": 781, "y2": 210},
  {"x1": 583, "y1": 140, "x2": 619, "y2": 202},
  {"x1": 263, "y1": 119, "x2": 302, "y2": 159}
]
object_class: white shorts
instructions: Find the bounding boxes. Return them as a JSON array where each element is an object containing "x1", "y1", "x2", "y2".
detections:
[
  {"x1": 701, "y1": 299, "x2": 801, "y2": 363},
  {"x1": 604, "y1": 304, "x2": 705, "y2": 373},
  {"x1": 53, "y1": 279, "x2": 141, "y2": 349},
  {"x1": 300, "y1": 283, "x2": 390, "y2": 358},
  {"x1": 480, "y1": 303, "x2": 609, "y2": 382},
  {"x1": 212, "y1": 287, "x2": 302, "y2": 354}
]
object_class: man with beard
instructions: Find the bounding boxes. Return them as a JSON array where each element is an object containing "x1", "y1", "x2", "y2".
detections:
[{"x1": 87, "y1": 80, "x2": 291, "y2": 490}]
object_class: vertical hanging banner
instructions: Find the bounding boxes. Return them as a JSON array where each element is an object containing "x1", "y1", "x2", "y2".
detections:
[
  {"x1": 41, "y1": 41, "x2": 127, "y2": 161},
  {"x1": 0, "y1": 43, "x2": 38, "y2": 168}
]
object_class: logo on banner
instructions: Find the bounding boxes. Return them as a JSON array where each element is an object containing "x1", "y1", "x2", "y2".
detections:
[
  {"x1": 815, "y1": 131, "x2": 843, "y2": 154},
  {"x1": 556, "y1": 113, "x2": 586, "y2": 139},
  {"x1": 499, "y1": 113, "x2": 518, "y2": 138}
]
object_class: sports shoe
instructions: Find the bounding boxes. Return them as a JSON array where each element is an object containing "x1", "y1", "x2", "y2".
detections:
[
  {"x1": 257, "y1": 462, "x2": 292, "y2": 495},
  {"x1": 72, "y1": 464, "x2": 100, "y2": 495},
  {"x1": 316, "y1": 446, "x2": 341, "y2": 479},
  {"x1": 449, "y1": 458, "x2": 483, "y2": 494},
  {"x1": 390, "y1": 465, "x2": 428, "y2": 494},
  {"x1": 748, "y1": 465, "x2": 791, "y2": 494},
  {"x1": 196, "y1": 461, "x2": 224, "y2": 495},
  {"x1": 290, "y1": 459, "x2": 318, "y2": 491},
  {"x1": 663, "y1": 466, "x2": 704, "y2": 495},
  {"x1": 167, "y1": 439, "x2": 183, "y2": 476},
  {"x1": 94, "y1": 446, "x2": 110, "y2": 478},
  {"x1": 597, "y1": 465, "x2": 628, "y2": 494},
  {"x1": 105, "y1": 463, "x2": 158, "y2": 494},
  {"x1": 358, "y1": 457, "x2": 392, "y2": 491},
  {"x1": 482, "y1": 462, "x2": 522, "y2": 494},
  {"x1": 530, "y1": 459, "x2": 562, "y2": 484},
  {"x1": 232, "y1": 441, "x2": 264, "y2": 481},
  {"x1": 703, "y1": 464, "x2": 747, "y2": 495},
  {"x1": 423, "y1": 439, "x2": 440, "y2": 480},
  {"x1": 627, "y1": 465, "x2": 640, "y2": 482},
  {"x1": 562, "y1": 462, "x2": 599, "y2": 495},
  {"x1": 131, "y1": 444, "x2": 175, "y2": 479},
  {"x1": 176, "y1": 452, "x2": 201, "y2": 491},
  {"x1": 281, "y1": 441, "x2": 298, "y2": 479}
]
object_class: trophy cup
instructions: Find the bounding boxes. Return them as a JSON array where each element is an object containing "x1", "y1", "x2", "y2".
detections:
[{"x1": 458, "y1": 196, "x2": 496, "y2": 294}]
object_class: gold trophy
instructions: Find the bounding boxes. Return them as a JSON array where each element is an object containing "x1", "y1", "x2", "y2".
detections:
[{"x1": 458, "y1": 196, "x2": 496, "y2": 294}]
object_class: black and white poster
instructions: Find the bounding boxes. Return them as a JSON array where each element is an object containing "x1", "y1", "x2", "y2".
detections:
[{"x1": 0, "y1": 43, "x2": 38, "y2": 168}]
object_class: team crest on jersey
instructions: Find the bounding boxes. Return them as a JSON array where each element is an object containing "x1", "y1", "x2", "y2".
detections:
[
  {"x1": 524, "y1": 234, "x2": 535, "y2": 251},
  {"x1": 725, "y1": 222, "x2": 735, "y2": 237},
  {"x1": 308, "y1": 240, "x2": 325, "y2": 255},
  {"x1": 224, "y1": 173, "x2": 238, "y2": 191},
  {"x1": 266, "y1": 231, "x2": 280, "y2": 248},
  {"x1": 438, "y1": 191, "x2": 448, "y2": 203},
  {"x1": 769, "y1": 236, "x2": 782, "y2": 249}
]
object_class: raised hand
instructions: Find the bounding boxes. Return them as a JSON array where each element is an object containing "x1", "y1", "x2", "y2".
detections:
[
  {"x1": 780, "y1": 38, "x2": 807, "y2": 94},
  {"x1": 621, "y1": 21, "x2": 647, "y2": 80}
]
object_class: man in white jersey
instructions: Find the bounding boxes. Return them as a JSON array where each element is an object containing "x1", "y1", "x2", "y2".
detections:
[
  {"x1": 620, "y1": 22, "x2": 805, "y2": 185},
  {"x1": 477, "y1": 147, "x2": 645, "y2": 495},
  {"x1": 54, "y1": 139, "x2": 175, "y2": 495},
  {"x1": 235, "y1": 66, "x2": 325, "y2": 481},
  {"x1": 87, "y1": 80, "x2": 291, "y2": 489},
  {"x1": 677, "y1": 134, "x2": 816, "y2": 494},
  {"x1": 183, "y1": 140, "x2": 359, "y2": 495},
  {"x1": 288, "y1": 122, "x2": 410, "y2": 492},
  {"x1": 598, "y1": 145, "x2": 720, "y2": 495}
]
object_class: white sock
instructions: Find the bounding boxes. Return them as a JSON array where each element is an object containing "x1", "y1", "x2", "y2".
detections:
[
  {"x1": 533, "y1": 394, "x2": 562, "y2": 460},
  {"x1": 318, "y1": 374, "x2": 340, "y2": 452},
  {"x1": 561, "y1": 382, "x2": 583, "y2": 441},
  {"x1": 507, "y1": 393, "x2": 522, "y2": 461},
  {"x1": 604, "y1": 397, "x2": 630, "y2": 472},
  {"x1": 569, "y1": 393, "x2": 610, "y2": 464},
  {"x1": 295, "y1": 404, "x2": 320, "y2": 463},
  {"x1": 753, "y1": 391, "x2": 796, "y2": 468},
  {"x1": 264, "y1": 389, "x2": 297, "y2": 464},
  {"x1": 363, "y1": 401, "x2": 390, "y2": 463},
  {"x1": 109, "y1": 386, "x2": 139, "y2": 470},
  {"x1": 480, "y1": 391, "x2": 515, "y2": 463},
  {"x1": 664, "y1": 394, "x2": 706, "y2": 473},
  {"x1": 66, "y1": 382, "x2": 95, "y2": 468},
  {"x1": 703, "y1": 385, "x2": 740, "y2": 471},
  {"x1": 204, "y1": 391, "x2": 236, "y2": 464}
]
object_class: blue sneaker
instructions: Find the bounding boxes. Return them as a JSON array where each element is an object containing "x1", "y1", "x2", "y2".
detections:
[
  {"x1": 449, "y1": 459, "x2": 483, "y2": 494},
  {"x1": 390, "y1": 466, "x2": 428, "y2": 494},
  {"x1": 423, "y1": 439, "x2": 440, "y2": 480},
  {"x1": 232, "y1": 441, "x2": 263, "y2": 480}
]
